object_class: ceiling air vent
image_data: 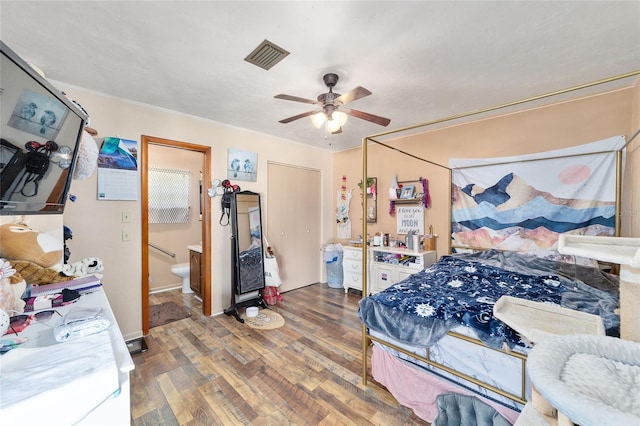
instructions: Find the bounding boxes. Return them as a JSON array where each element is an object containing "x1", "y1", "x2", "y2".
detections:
[{"x1": 244, "y1": 39, "x2": 290, "y2": 70}]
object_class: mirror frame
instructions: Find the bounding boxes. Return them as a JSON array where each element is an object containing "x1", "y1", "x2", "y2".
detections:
[{"x1": 230, "y1": 190, "x2": 265, "y2": 295}]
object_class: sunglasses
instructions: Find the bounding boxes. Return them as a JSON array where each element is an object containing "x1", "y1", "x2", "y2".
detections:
[{"x1": 7, "y1": 310, "x2": 62, "y2": 335}]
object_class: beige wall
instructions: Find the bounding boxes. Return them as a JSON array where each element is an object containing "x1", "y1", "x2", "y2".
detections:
[
  {"x1": 334, "y1": 86, "x2": 638, "y2": 254},
  {"x1": 52, "y1": 85, "x2": 334, "y2": 341}
]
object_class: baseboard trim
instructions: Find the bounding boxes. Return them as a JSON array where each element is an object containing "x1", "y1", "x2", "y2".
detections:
[{"x1": 149, "y1": 285, "x2": 182, "y2": 295}]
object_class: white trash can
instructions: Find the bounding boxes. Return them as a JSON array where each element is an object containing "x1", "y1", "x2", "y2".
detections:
[{"x1": 323, "y1": 244, "x2": 344, "y2": 288}]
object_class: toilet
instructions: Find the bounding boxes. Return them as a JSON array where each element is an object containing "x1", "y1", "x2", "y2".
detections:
[{"x1": 171, "y1": 263, "x2": 193, "y2": 294}]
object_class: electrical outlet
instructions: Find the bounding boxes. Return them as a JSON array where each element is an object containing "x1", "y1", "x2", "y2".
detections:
[
  {"x1": 122, "y1": 211, "x2": 131, "y2": 223},
  {"x1": 122, "y1": 230, "x2": 131, "y2": 241}
]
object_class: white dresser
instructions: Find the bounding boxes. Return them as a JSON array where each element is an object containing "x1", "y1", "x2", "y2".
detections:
[
  {"x1": 342, "y1": 245, "x2": 368, "y2": 293},
  {"x1": 370, "y1": 247, "x2": 436, "y2": 294},
  {"x1": 342, "y1": 245, "x2": 437, "y2": 295}
]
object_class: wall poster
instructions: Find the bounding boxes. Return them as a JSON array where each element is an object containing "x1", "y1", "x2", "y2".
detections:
[
  {"x1": 396, "y1": 205, "x2": 425, "y2": 235},
  {"x1": 449, "y1": 135, "x2": 625, "y2": 252}
]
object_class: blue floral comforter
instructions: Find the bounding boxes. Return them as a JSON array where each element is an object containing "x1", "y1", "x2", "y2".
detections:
[{"x1": 359, "y1": 252, "x2": 619, "y2": 349}]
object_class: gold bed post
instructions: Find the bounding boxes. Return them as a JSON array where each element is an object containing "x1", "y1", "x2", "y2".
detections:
[
  {"x1": 616, "y1": 150, "x2": 622, "y2": 237},
  {"x1": 362, "y1": 135, "x2": 370, "y2": 385},
  {"x1": 448, "y1": 167, "x2": 453, "y2": 255}
]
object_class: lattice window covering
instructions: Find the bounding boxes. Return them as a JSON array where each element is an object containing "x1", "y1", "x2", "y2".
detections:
[{"x1": 149, "y1": 168, "x2": 190, "y2": 223}]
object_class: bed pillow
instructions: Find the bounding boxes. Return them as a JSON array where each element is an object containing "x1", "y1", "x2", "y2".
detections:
[{"x1": 433, "y1": 393, "x2": 511, "y2": 426}]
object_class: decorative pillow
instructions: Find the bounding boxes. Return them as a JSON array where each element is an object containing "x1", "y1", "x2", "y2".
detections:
[{"x1": 433, "y1": 393, "x2": 511, "y2": 426}]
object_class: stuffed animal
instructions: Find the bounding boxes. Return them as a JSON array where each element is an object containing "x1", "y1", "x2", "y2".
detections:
[
  {"x1": 7, "y1": 271, "x2": 27, "y2": 314},
  {"x1": 0, "y1": 223, "x2": 63, "y2": 268},
  {"x1": 0, "y1": 258, "x2": 26, "y2": 314},
  {"x1": 10, "y1": 260, "x2": 73, "y2": 285},
  {"x1": 0, "y1": 276, "x2": 16, "y2": 315},
  {"x1": 54, "y1": 257, "x2": 104, "y2": 278}
]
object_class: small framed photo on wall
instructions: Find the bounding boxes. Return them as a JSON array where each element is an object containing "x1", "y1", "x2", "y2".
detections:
[
  {"x1": 400, "y1": 185, "x2": 415, "y2": 199},
  {"x1": 228, "y1": 149, "x2": 257, "y2": 182},
  {"x1": 8, "y1": 89, "x2": 69, "y2": 139}
]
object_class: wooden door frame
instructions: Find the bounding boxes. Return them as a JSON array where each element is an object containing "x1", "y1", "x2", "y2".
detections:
[{"x1": 141, "y1": 135, "x2": 212, "y2": 335}]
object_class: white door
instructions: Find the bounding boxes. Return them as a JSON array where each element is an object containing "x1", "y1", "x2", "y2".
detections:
[{"x1": 267, "y1": 163, "x2": 321, "y2": 292}]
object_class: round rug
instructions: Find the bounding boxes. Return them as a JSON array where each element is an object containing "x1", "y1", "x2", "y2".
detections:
[{"x1": 241, "y1": 308, "x2": 285, "y2": 330}]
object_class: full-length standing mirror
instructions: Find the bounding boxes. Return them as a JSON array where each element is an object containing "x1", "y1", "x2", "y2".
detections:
[{"x1": 224, "y1": 190, "x2": 266, "y2": 322}]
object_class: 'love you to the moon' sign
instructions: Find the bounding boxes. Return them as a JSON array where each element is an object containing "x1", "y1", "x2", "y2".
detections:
[{"x1": 396, "y1": 206, "x2": 424, "y2": 235}]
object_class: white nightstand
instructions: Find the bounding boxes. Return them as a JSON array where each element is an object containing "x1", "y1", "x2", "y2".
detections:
[{"x1": 342, "y1": 246, "x2": 368, "y2": 293}]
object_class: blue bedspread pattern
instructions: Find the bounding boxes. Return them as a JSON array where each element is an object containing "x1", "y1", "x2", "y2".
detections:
[{"x1": 366, "y1": 256, "x2": 565, "y2": 348}]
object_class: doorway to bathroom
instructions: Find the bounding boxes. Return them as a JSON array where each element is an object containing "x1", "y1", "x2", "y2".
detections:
[{"x1": 140, "y1": 135, "x2": 212, "y2": 335}]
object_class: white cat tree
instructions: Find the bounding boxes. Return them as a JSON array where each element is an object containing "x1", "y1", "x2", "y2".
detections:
[
  {"x1": 558, "y1": 234, "x2": 640, "y2": 342},
  {"x1": 516, "y1": 235, "x2": 640, "y2": 426}
]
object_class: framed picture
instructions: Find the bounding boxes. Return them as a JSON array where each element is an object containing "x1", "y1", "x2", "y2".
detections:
[
  {"x1": 228, "y1": 149, "x2": 257, "y2": 182},
  {"x1": 7, "y1": 89, "x2": 69, "y2": 139},
  {"x1": 400, "y1": 185, "x2": 415, "y2": 199}
]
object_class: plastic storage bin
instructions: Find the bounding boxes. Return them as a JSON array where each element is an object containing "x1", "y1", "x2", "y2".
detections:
[{"x1": 324, "y1": 244, "x2": 344, "y2": 288}]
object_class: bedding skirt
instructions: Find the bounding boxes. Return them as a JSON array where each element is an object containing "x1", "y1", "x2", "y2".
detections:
[{"x1": 371, "y1": 344, "x2": 521, "y2": 424}]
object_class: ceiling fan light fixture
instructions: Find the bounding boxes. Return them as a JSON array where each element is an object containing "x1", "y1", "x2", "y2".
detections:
[
  {"x1": 332, "y1": 110, "x2": 348, "y2": 127},
  {"x1": 315, "y1": 110, "x2": 347, "y2": 133},
  {"x1": 277, "y1": 72, "x2": 390, "y2": 134},
  {"x1": 311, "y1": 112, "x2": 326, "y2": 128},
  {"x1": 326, "y1": 110, "x2": 347, "y2": 133},
  {"x1": 327, "y1": 118, "x2": 342, "y2": 133}
]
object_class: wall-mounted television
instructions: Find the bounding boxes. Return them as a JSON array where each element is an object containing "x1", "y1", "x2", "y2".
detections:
[{"x1": 0, "y1": 41, "x2": 87, "y2": 215}]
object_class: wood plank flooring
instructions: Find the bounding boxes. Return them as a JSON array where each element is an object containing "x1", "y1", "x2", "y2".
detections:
[{"x1": 131, "y1": 284, "x2": 428, "y2": 425}]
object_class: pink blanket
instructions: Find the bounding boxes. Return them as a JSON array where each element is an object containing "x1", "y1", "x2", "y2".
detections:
[{"x1": 371, "y1": 345, "x2": 520, "y2": 424}]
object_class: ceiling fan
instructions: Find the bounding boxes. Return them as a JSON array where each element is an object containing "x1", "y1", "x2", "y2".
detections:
[{"x1": 274, "y1": 73, "x2": 391, "y2": 134}]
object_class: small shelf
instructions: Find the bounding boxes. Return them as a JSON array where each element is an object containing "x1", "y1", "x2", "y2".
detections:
[
  {"x1": 393, "y1": 177, "x2": 425, "y2": 205},
  {"x1": 361, "y1": 177, "x2": 377, "y2": 223},
  {"x1": 393, "y1": 197, "x2": 423, "y2": 204}
]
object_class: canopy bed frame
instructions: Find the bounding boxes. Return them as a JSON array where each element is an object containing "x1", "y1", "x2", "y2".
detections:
[{"x1": 357, "y1": 70, "x2": 640, "y2": 423}]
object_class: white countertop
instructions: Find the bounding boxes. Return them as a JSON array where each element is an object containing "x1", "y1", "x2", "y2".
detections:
[
  {"x1": 188, "y1": 244, "x2": 203, "y2": 253},
  {"x1": 369, "y1": 246, "x2": 433, "y2": 255}
]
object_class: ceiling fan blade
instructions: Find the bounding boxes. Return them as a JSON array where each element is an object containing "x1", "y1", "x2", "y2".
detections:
[
  {"x1": 274, "y1": 94, "x2": 318, "y2": 105},
  {"x1": 344, "y1": 108, "x2": 391, "y2": 126},
  {"x1": 278, "y1": 110, "x2": 316, "y2": 124},
  {"x1": 336, "y1": 86, "x2": 372, "y2": 105}
]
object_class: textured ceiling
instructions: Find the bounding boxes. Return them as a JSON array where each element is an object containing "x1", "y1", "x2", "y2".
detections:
[{"x1": 1, "y1": 1, "x2": 639, "y2": 151}]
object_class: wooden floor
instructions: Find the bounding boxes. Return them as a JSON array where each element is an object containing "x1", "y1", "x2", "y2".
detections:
[{"x1": 131, "y1": 284, "x2": 429, "y2": 425}]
